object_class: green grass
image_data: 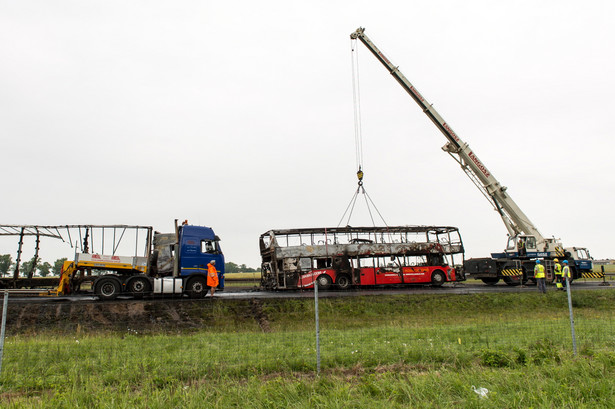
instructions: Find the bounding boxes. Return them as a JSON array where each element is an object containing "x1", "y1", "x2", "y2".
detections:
[{"x1": 2, "y1": 290, "x2": 615, "y2": 407}]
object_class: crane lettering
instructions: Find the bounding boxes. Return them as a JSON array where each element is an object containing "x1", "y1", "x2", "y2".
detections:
[
  {"x1": 442, "y1": 123, "x2": 461, "y2": 143},
  {"x1": 409, "y1": 86, "x2": 425, "y2": 103},
  {"x1": 468, "y1": 151, "x2": 491, "y2": 178}
]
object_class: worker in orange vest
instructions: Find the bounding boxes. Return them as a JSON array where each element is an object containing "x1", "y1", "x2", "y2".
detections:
[{"x1": 207, "y1": 260, "x2": 219, "y2": 297}]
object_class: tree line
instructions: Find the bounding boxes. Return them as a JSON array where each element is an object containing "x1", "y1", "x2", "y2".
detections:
[
  {"x1": 0, "y1": 254, "x2": 259, "y2": 277},
  {"x1": 224, "y1": 262, "x2": 260, "y2": 274},
  {"x1": 0, "y1": 254, "x2": 67, "y2": 277}
]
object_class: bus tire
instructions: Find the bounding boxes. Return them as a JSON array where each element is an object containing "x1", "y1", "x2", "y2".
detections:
[
  {"x1": 336, "y1": 274, "x2": 352, "y2": 290},
  {"x1": 431, "y1": 270, "x2": 446, "y2": 287},
  {"x1": 316, "y1": 274, "x2": 332, "y2": 291}
]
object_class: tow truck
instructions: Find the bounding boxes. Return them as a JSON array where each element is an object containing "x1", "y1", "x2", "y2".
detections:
[
  {"x1": 350, "y1": 27, "x2": 594, "y2": 285},
  {"x1": 0, "y1": 221, "x2": 224, "y2": 299}
]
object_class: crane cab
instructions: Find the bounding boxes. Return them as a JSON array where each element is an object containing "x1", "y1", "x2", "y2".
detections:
[{"x1": 504, "y1": 235, "x2": 537, "y2": 258}]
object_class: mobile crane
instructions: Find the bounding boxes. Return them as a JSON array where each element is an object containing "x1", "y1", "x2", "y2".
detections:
[{"x1": 350, "y1": 27, "x2": 594, "y2": 285}]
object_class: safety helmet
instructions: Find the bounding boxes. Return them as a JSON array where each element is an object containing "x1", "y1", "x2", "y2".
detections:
[
  {"x1": 563, "y1": 260, "x2": 568, "y2": 264},
  {"x1": 554, "y1": 258, "x2": 559, "y2": 262},
  {"x1": 535, "y1": 259, "x2": 541, "y2": 264},
  {"x1": 210, "y1": 260, "x2": 216, "y2": 264}
]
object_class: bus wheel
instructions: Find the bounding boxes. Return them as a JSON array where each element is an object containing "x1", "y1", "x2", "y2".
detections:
[
  {"x1": 336, "y1": 274, "x2": 352, "y2": 290},
  {"x1": 316, "y1": 274, "x2": 332, "y2": 290},
  {"x1": 95, "y1": 278, "x2": 120, "y2": 301},
  {"x1": 187, "y1": 277, "x2": 207, "y2": 299},
  {"x1": 431, "y1": 270, "x2": 446, "y2": 287}
]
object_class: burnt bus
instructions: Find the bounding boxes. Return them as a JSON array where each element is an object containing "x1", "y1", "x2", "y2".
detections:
[{"x1": 259, "y1": 226, "x2": 465, "y2": 290}]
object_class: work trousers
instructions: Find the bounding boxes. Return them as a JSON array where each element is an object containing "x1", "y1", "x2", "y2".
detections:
[
  {"x1": 555, "y1": 275, "x2": 563, "y2": 290},
  {"x1": 537, "y1": 277, "x2": 546, "y2": 294}
]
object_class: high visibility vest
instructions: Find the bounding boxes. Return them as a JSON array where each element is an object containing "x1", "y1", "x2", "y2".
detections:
[
  {"x1": 563, "y1": 265, "x2": 571, "y2": 279},
  {"x1": 554, "y1": 263, "x2": 562, "y2": 276},
  {"x1": 534, "y1": 264, "x2": 545, "y2": 278},
  {"x1": 207, "y1": 263, "x2": 217, "y2": 278}
]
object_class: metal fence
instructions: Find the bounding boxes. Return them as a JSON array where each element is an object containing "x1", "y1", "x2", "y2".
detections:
[{"x1": 0, "y1": 283, "x2": 614, "y2": 386}]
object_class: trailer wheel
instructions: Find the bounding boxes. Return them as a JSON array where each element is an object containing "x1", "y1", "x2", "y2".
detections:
[
  {"x1": 95, "y1": 278, "x2": 121, "y2": 301},
  {"x1": 316, "y1": 274, "x2": 332, "y2": 290},
  {"x1": 186, "y1": 277, "x2": 207, "y2": 299},
  {"x1": 431, "y1": 270, "x2": 446, "y2": 287},
  {"x1": 481, "y1": 277, "x2": 500, "y2": 286},
  {"x1": 127, "y1": 277, "x2": 151, "y2": 298},
  {"x1": 336, "y1": 274, "x2": 352, "y2": 290}
]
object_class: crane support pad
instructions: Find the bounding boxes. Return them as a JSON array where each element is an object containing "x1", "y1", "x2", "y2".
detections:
[{"x1": 582, "y1": 272, "x2": 604, "y2": 279}]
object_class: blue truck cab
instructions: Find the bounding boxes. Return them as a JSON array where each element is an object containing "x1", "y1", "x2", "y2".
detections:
[
  {"x1": 179, "y1": 225, "x2": 225, "y2": 277},
  {"x1": 175, "y1": 224, "x2": 225, "y2": 296}
]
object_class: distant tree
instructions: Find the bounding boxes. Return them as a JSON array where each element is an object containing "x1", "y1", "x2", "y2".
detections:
[
  {"x1": 53, "y1": 258, "x2": 68, "y2": 275},
  {"x1": 224, "y1": 262, "x2": 261, "y2": 273},
  {"x1": 225, "y1": 262, "x2": 239, "y2": 274},
  {"x1": 20, "y1": 256, "x2": 38, "y2": 276},
  {"x1": 38, "y1": 261, "x2": 52, "y2": 277},
  {"x1": 0, "y1": 254, "x2": 13, "y2": 277}
]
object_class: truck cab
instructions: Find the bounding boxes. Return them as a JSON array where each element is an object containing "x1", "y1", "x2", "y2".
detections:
[
  {"x1": 87, "y1": 223, "x2": 224, "y2": 300},
  {"x1": 178, "y1": 225, "x2": 224, "y2": 277},
  {"x1": 565, "y1": 246, "x2": 593, "y2": 273}
]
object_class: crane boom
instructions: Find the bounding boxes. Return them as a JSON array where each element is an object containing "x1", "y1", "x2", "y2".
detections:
[{"x1": 350, "y1": 27, "x2": 546, "y2": 246}]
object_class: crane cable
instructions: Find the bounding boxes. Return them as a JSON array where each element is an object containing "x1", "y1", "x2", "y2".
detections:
[{"x1": 338, "y1": 39, "x2": 388, "y2": 229}]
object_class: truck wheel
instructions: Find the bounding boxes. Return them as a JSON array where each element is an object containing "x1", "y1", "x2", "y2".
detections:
[
  {"x1": 95, "y1": 278, "x2": 120, "y2": 301},
  {"x1": 128, "y1": 277, "x2": 151, "y2": 298},
  {"x1": 336, "y1": 274, "x2": 352, "y2": 290},
  {"x1": 186, "y1": 277, "x2": 207, "y2": 299},
  {"x1": 316, "y1": 274, "x2": 332, "y2": 290},
  {"x1": 481, "y1": 277, "x2": 500, "y2": 286},
  {"x1": 431, "y1": 270, "x2": 446, "y2": 287}
]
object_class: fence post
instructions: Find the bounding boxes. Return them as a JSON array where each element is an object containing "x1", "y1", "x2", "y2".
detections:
[
  {"x1": 0, "y1": 291, "x2": 8, "y2": 377},
  {"x1": 600, "y1": 265, "x2": 610, "y2": 286},
  {"x1": 565, "y1": 278, "x2": 577, "y2": 356},
  {"x1": 314, "y1": 280, "x2": 321, "y2": 375}
]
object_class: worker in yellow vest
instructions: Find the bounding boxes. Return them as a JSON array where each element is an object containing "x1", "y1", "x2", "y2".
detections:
[
  {"x1": 562, "y1": 260, "x2": 572, "y2": 290},
  {"x1": 554, "y1": 258, "x2": 563, "y2": 291},
  {"x1": 534, "y1": 259, "x2": 546, "y2": 293}
]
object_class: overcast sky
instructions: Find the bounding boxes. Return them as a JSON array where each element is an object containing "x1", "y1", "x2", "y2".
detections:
[{"x1": 1, "y1": 0, "x2": 613, "y2": 268}]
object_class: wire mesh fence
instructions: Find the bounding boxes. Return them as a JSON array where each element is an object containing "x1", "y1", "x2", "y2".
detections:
[{"x1": 1, "y1": 286, "x2": 615, "y2": 389}]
